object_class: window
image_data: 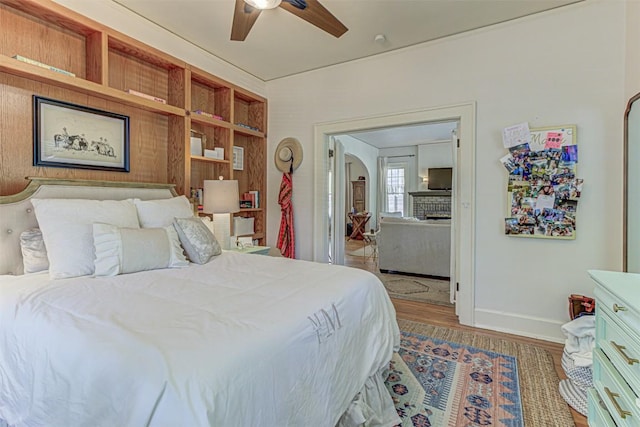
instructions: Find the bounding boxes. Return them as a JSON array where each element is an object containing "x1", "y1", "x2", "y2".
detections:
[{"x1": 386, "y1": 165, "x2": 405, "y2": 215}]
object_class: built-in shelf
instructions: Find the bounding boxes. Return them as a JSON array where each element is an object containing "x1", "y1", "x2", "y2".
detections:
[
  {"x1": 190, "y1": 156, "x2": 230, "y2": 164},
  {"x1": 0, "y1": 0, "x2": 267, "y2": 246}
]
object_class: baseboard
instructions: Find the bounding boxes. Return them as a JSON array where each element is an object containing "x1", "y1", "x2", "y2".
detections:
[{"x1": 473, "y1": 308, "x2": 567, "y2": 344}]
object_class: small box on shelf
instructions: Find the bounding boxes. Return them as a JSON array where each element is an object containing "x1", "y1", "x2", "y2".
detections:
[{"x1": 190, "y1": 137, "x2": 203, "y2": 156}]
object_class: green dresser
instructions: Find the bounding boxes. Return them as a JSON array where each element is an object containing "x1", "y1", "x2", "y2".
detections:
[{"x1": 588, "y1": 270, "x2": 640, "y2": 427}]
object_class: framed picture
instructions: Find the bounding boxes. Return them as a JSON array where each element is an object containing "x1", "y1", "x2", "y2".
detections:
[
  {"x1": 33, "y1": 96, "x2": 130, "y2": 172},
  {"x1": 233, "y1": 146, "x2": 244, "y2": 170}
]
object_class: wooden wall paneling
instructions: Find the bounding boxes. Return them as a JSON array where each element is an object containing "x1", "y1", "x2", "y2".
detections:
[
  {"x1": 125, "y1": 105, "x2": 168, "y2": 183},
  {"x1": 0, "y1": 0, "x2": 103, "y2": 37},
  {"x1": 168, "y1": 67, "x2": 187, "y2": 109},
  {"x1": 1, "y1": 3, "x2": 87, "y2": 79},
  {"x1": 108, "y1": 47, "x2": 169, "y2": 105},
  {"x1": 86, "y1": 31, "x2": 107, "y2": 85},
  {"x1": 233, "y1": 88, "x2": 266, "y2": 131},
  {"x1": 1, "y1": 0, "x2": 266, "y2": 245},
  {"x1": 167, "y1": 114, "x2": 189, "y2": 195},
  {"x1": 215, "y1": 87, "x2": 232, "y2": 123},
  {"x1": 0, "y1": 76, "x2": 33, "y2": 196},
  {"x1": 190, "y1": 160, "x2": 227, "y2": 191},
  {"x1": 0, "y1": 74, "x2": 170, "y2": 194},
  {"x1": 190, "y1": 67, "x2": 232, "y2": 122}
]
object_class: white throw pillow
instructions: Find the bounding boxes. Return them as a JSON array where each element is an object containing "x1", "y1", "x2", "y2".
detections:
[
  {"x1": 173, "y1": 217, "x2": 222, "y2": 264},
  {"x1": 20, "y1": 228, "x2": 49, "y2": 274},
  {"x1": 134, "y1": 196, "x2": 193, "y2": 228},
  {"x1": 31, "y1": 198, "x2": 140, "y2": 279},
  {"x1": 93, "y1": 223, "x2": 188, "y2": 276}
]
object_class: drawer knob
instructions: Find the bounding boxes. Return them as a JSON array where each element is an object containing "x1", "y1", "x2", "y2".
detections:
[
  {"x1": 612, "y1": 341, "x2": 640, "y2": 365},
  {"x1": 613, "y1": 303, "x2": 628, "y2": 313},
  {"x1": 605, "y1": 387, "x2": 633, "y2": 419}
]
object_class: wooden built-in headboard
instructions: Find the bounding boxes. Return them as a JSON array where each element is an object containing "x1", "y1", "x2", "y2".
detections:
[{"x1": 0, "y1": 177, "x2": 177, "y2": 275}]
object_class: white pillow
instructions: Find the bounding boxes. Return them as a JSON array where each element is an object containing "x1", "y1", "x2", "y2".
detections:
[
  {"x1": 20, "y1": 228, "x2": 49, "y2": 274},
  {"x1": 134, "y1": 196, "x2": 193, "y2": 228},
  {"x1": 93, "y1": 223, "x2": 188, "y2": 276},
  {"x1": 31, "y1": 199, "x2": 140, "y2": 279},
  {"x1": 173, "y1": 217, "x2": 222, "y2": 264}
]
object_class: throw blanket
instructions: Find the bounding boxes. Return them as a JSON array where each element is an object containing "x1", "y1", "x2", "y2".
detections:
[
  {"x1": 561, "y1": 315, "x2": 595, "y2": 367},
  {"x1": 277, "y1": 172, "x2": 295, "y2": 258}
]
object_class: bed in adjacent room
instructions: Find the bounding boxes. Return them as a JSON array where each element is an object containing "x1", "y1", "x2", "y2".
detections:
[{"x1": 0, "y1": 178, "x2": 400, "y2": 427}]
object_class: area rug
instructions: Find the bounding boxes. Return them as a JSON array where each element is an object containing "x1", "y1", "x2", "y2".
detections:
[
  {"x1": 392, "y1": 320, "x2": 575, "y2": 427},
  {"x1": 377, "y1": 273, "x2": 452, "y2": 307},
  {"x1": 347, "y1": 244, "x2": 375, "y2": 258}
]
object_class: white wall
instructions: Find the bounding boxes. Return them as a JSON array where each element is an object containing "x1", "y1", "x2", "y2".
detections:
[
  {"x1": 338, "y1": 136, "x2": 379, "y2": 222},
  {"x1": 267, "y1": 1, "x2": 626, "y2": 341},
  {"x1": 418, "y1": 142, "x2": 453, "y2": 175},
  {"x1": 625, "y1": 1, "x2": 640, "y2": 99}
]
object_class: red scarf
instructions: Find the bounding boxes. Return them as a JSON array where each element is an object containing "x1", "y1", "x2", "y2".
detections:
[{"x1": 277, "y1": 172, "x2": 295, "y2": 258}]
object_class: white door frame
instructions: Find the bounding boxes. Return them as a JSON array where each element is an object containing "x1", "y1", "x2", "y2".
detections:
[{"x1": 313, "y1": 103, "x2": 476, "y2": 326}]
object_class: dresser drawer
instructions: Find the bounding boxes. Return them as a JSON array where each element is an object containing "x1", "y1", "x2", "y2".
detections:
[
  {"x1": 594, "y1": 284, "x2": 640, "y2": 337},
  {"x1": 593, "y1": 348, "x2": 640, "y2": 427},
  {"x1": 588, "y1": 387, "x2": 618, "y2": 427},
  {"x1": 598, "y1": 309, "x2": 640, "y2": 396}
]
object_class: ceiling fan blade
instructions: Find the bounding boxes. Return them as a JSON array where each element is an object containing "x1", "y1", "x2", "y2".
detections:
[
  {"x1": 231, "y1": 0, "x2": 262, "y2": 41},
  {"x1": 279, "y1": 0, "x2": 347, "y2": 38}
]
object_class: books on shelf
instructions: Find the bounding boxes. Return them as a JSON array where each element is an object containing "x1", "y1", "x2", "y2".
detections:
[
  {"x1": 241, "y1": 191, "x2": 260, "y2": 209},
  {"x1": 193, "y1": 110, "x2": 224, "y2": 121},
  {"x1": 126, "y1": 89, "x2": 167, "y2": 104},
  {"x1": 235, "y1": 122, "x2": 261, "y2": 132},
  {"x1": 190, "y1": 187, "x2": 204, "y2": 212},
  {"x1": 12, "y1": 55, "x2": 75, "y2": 77}
]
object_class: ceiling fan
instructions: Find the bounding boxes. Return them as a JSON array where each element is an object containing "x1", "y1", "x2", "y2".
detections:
[{"x1": 231, "y1": 0, "x2": 348, "y2": 41}]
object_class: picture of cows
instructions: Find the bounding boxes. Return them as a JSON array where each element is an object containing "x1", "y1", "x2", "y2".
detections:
[{"x1": 53, "y1": 127, "x2": 116, "y2": 158}]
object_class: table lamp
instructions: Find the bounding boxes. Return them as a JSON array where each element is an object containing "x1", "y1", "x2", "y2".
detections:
[{"x1": 203, "y1": 178, "x2": 240, "y2": 250}]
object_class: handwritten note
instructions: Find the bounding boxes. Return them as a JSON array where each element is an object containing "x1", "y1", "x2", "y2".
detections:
[{"x1": 503, "y1": 122, "x2": 531, "y2": 148}]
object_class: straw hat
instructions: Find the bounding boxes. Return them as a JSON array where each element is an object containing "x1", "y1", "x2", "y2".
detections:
[{"x1": 274, "y1": 137, "x2": 303, "y2": 173}]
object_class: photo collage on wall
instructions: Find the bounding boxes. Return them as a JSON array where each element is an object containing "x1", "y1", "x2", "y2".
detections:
[{"x1": 500, "y1": 123, "x2": 583, "y2": 239}]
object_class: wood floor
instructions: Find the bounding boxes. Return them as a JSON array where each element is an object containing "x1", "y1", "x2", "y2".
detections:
[{"x1": 344, "y1": 237, "x2": 588, "y2": 427}]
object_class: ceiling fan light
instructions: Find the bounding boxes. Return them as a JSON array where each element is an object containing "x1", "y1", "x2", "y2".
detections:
[{"x1": 244, "y1": 0, "x2": 282, "y2": 9}]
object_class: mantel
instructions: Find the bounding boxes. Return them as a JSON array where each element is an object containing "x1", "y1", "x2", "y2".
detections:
[{"x1": 409, "y1": 191, "x2": 451, "y2": 197}]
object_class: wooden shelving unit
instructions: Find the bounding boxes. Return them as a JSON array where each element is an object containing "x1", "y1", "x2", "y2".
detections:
[{"x1": 0, "y1": 0, "x2": 267, "y2": 245}]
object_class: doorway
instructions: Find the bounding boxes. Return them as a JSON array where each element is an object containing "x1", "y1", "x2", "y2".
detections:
[{"x1": 313, "y1": 103, "x2": 476, "y2": 326}]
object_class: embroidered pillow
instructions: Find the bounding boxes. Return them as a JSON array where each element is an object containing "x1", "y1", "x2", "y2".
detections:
[
  {"x1": 134, "y1": 196, "x2": 193, "y2": 228},
  {"x1": 93, "y1": 223, "x2": 188, "y2": 276},
  {"x1": 173, "y1": 217, "x2": 221, "y2": 264},
  {"x1": 20, "y1": 228, "x2": 49, "y2": 274}
]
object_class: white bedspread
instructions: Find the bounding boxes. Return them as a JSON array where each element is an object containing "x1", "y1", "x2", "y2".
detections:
[{"x1": 0, "y1": 252, "x2": 399, "y2": 427}]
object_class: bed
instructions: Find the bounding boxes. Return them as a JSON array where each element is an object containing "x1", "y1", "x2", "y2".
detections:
[{"x1": 0, "y1": 178, "x2": 400, "y2": 427}]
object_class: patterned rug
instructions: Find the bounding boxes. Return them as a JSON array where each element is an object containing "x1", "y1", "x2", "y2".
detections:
[
  {"x1": 386, "y1": 330, "x2": 524, "y2": 427},
  {"x1": 395, "y1": 320, "x2": 576, "y2": 427}
]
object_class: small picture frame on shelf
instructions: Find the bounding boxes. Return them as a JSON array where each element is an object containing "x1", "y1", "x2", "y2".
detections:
[
  {"x1": 190, "y1": 136, "x2": 203, "y2": 156},
  {"x1": 233, "y1": 146, "x2": 244, "y2": 170},
  {"x1": 33, "y1": 96, "x2": 130, "y2": 172}
]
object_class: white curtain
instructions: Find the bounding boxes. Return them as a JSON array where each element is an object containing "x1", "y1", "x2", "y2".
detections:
[
  {"x1": 376, "y1": 156, "x2": 388, "y2": 228},
  {"x1": 332, "y1": 139, "x2": 346, "y2": 265},
  {"x1": 345, "y1": 161, "x2": 352, "y2": 215}
]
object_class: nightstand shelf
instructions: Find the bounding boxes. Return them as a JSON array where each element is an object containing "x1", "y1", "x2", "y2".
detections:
[{"x1": 228, "y1": 245, "x2": 270, "y2": 255}]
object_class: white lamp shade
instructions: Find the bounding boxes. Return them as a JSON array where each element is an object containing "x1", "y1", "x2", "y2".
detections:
[{"x1": 203, "y1": 180, "x2": 240, "y2": 214}]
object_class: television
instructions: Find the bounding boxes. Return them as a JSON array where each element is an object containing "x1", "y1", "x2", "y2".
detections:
[{"x1": 427, "y1": 167, "x2": 452, "y2": 190}]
